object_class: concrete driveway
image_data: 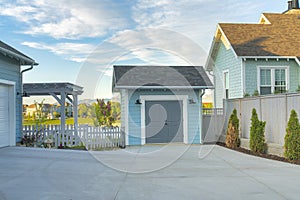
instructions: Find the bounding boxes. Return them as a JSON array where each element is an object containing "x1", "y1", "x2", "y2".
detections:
[{"x1": 0, "y1": 145, "x2": 300, "y2": 200}]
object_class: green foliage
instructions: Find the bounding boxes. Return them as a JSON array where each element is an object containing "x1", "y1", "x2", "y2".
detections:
[
  {"x1": 284, "y1": 110, "x2": 300, "y2": 161},
  {"x1": 244, "y1": 93, "x2": 250, "y2": 97},
  {"x1": 95, "y1": 99, "x2": 119, "y2": 127},
  {"x1": 33, "y1": 100, "x2": 47, "y2": 126},
  {"x1": 226, "y1": 109, "x2": 240, "y2": 148},
  {"x1": 249, "y1": 108, "x2": 267, "y2": 153},
  {"x1": 252, "y1": 90, "x2": 259, "y2": 96},
  {"x1": 111, "y1": 101, "x2": 121, "y2": 121},
  {"x1": 53, "y1": 111, "x2": 60, "y2": 118},
  {"x1": 78, "y1": 103, "x2": 89, "y2": 118},
  {"x1": 23, "y1": 117, "x2": 94, "y2": 126}
]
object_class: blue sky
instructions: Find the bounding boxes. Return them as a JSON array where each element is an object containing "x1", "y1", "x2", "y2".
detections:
[{"x1": 0, "y1": 0, "x2": 288, "y2": 103}]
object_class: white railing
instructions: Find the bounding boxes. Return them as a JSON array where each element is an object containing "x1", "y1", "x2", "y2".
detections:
[
  {"x1": 22, "y1": 124, "x2": 125, "y2": 150},
  {"x1": 202, "y1": 108, "x2": 224, "y2": 116}
]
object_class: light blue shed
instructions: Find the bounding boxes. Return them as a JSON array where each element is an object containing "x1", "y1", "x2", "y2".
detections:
[
  {"x1": 112, "y1": 65, "x2": 213, "y2": 146},
  {"x1": 0, "y1": 41, "x2": 37, "y2": 147}
]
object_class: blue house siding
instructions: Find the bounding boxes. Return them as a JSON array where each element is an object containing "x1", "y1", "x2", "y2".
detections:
[
  {"x1": 245, "y1": 59, "x2": 300, "y2": 95},
  {"x1": 0, "y1": 54, "x2": 22, "y2": 142},
  {"x1": 122, "y1": 89, "x2": 202, "y2": 145},
  {"x1": 213, "y1": 42, "x2": 242, "y2": 108},
  {"x1": 212, "y1": 42, "x2": 300, "y2": 108},
  {"x1": 188, "y1": 103, "x2": 201, "y2": 143}
]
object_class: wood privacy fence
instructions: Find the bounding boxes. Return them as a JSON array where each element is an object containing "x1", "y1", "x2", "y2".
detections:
[
  {"x1": 22, "y1": 125, "x2": 125, "y2": 150},
  {"x1": 202, "y1": 108, "x2": 225, "y2": 143},
  {"x1": 224, "y1": 93, "x2": 300, "y2": 145}
]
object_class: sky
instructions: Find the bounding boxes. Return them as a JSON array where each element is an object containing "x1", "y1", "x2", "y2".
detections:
[{"x1": 0, "y1": 0, "x2": 288, "y2": 104}]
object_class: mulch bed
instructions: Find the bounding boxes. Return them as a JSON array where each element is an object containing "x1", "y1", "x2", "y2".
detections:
[{"x1": 216, "y1": 142, "x2": 300, "y2": 165}]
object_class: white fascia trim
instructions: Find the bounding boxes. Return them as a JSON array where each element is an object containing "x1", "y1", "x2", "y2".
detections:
[
  {"x1": 0, "y1": 79, "x2": 16, "y2": 146},
  {"x1": 217, "y1": 25, "x2": 238, "y2": 59},
  {"x1": 241, "y1": 56, "x2": 298, "y2": 60},
  {"x1": 0, "y1": 47, "x2": 37, "y2": 65},
  {"x1": 140, "y1": 95, "x2": 189, "y2": 145},
  {"x1": 115, "y1": 86, "x2": 214, "y2": 90},
  {"x1": 205, "y1": 26, "x2": 221, "y2": 71}
]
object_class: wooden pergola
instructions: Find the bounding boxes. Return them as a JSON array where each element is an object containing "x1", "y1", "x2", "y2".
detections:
[{"x1": 23, "y1": 83, "x2": 83, "y2": 134}]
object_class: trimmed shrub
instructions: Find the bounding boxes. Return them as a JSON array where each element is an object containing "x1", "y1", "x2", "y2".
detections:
[
  {"x1": 284, "y1": 110, "x2": 300, "y2": 161},
  {"x1": 252, "y1": 90, "x2": 259, "y2": 96},
  {"x1": 226, "y1": 109, "x2": 240, "y2": 148},
  {"x1": 249, "y1": 108, "x2": 267, "y2": 153}
]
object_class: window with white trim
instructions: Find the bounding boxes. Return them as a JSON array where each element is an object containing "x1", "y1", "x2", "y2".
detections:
[
  {"x1": 259, "y1": 67, "x2": 288, "y2": 95},
  {"x1": 224, "y1": 71, "x2": 229, "y2": 99}
]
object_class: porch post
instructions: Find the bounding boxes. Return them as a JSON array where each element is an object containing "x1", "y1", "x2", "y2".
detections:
[
  {"x1": 60, "y1": 91, "x2": 66, "y2": 135},
  {"x1": 73, "y1": 94, "x2": 78, "y2": 136}
]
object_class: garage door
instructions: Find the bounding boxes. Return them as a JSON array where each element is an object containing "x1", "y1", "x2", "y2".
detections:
[
  {"x1": 146, "y1": 101, "x2": 183, "y2": 143},
  {"x1": 0, "y1": 84, "x2": 9, "y2": 147}
]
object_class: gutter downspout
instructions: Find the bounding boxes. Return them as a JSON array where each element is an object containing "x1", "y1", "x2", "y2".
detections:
[
  {"x1": 21, "y1": 64, "x2": 34, "y2": 96},
  {"x1": 199, "y1": 89, "x2": 206, "y2": 144}
]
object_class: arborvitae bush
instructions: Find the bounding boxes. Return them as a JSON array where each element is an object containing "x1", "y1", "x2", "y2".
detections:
[
  {"x1": 249, "y1": 108, "x2": 267, "y2": 153},
  {"x1": 284, "y1": 110, "x2": 300, "y2": 161},
  {"x1": 226, "y1": 109, "x2": 240, "y2": 148}
]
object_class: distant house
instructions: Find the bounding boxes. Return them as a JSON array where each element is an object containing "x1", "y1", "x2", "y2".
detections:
[
  {"x1": 25, "y1": 103, "x2": 54, "y2": 120},
  {"x1": 206, "y1": 0, "x2": 300, "y2": 108},
  {"x1": 112, "y1": 65, "x2": 213, "y2": 145},
  {"x1": 25, "y1": 104, "x2": 36, "y2": 117},
  {"x1": 0, "y1": 41, "x2": 37, "y2": 147}
]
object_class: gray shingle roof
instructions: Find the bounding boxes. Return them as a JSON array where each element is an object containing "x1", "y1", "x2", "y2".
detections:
[
  {"x1": 0, "y1": 40, "x2": 37, "y2": 65},
  {"x1": 113, "y1": 65, "x2": 213, "y2": 91}
]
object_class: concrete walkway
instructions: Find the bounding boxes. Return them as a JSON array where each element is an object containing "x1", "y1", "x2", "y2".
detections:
[{"x1": 0, "y1": 145, "x2": 300, "y2": 200}]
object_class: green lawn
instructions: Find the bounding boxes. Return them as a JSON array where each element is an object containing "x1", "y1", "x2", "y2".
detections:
[{"x1": 23, "y1": 118, "x2": 95, "y2": 126}]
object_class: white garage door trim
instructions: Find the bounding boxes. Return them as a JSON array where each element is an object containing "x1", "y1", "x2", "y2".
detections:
[
  {"x1": 140, "y1": 95, "x2": 188, "y2": 145},
  {"x1": 0, "y1": 79, "x2": 16, "y2": 147}
]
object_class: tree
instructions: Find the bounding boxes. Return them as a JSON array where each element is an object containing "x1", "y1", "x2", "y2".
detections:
[
  {"x1": 111, "y1": 101, "x2": 121, "y2": 122},
  {"x1": 78, "y1": 103, "x2": 89, "y2": 118},
  {"x1": 33, "y1": 100, "x2": 47, "y2": 126},
  {"x1": 226, "y1": 109, "x2": 240, "y2": 148},
  {"x1": 284, "y1": 110, "x2": 300, "y2": 161},
  {"x1": 94, "y1": 99, "x2": 116, "y2": 127},
  {"x1": 249, "y1": 108, "x2": 267, "y2": 153}
]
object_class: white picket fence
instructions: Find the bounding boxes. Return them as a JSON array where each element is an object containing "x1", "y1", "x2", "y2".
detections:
[{"x1": 22, "y1": 124, "x2": 125, "y2": 150}]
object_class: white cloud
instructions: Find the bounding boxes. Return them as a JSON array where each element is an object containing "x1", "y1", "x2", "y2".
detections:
[
  {"x1": 0, "y1": 0, "x2": 130, "y2": 39},
  {"x1": 130, "y1": 0, "x2": 269, "y2": 49},
  {"x1": 5, "y1": 0, "x2": 286, "y2": 69},
  {"x1": 22, "y1": 41, "x2": 96, "y2": 62}
]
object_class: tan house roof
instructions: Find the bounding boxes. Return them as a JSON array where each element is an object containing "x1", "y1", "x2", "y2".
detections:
[
  {"x1": 219, "y1": 11, "x2": 300, "y2": 58},
  {"x1": 206, "y1": 9, "x2": 300, "y2": 71}
]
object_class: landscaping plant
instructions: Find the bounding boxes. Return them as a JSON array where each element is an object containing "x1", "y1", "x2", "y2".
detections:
[
  {"x1": 95, "y1": 99, "x2": 115, "y2": 127},
  {"x1": 284, "y1": 110, "x2": 300, "y2": 161},
  {"x1": 226, "y1": 109, "x2": 240, "y2": 148},
  {"x1": 249, "y1": 108, "x2": 267, "y2": 153}
]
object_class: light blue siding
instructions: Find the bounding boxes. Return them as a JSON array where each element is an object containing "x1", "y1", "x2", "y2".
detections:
[
  {"x1": 213, "y1": 42, "x2": 242, "y2": 108},
  {"x1": 0, "y1": 54, "x2": 22, "y2": 142},
  {"x1": 245, "y1": 59, "x2": 300, "y2": 94},
  {"x1": 120, "y1": 89, "x2": 202, "y2": 145},
  {"x1": 213, "y1": 41, "x2": 300, "y2": 108}
]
